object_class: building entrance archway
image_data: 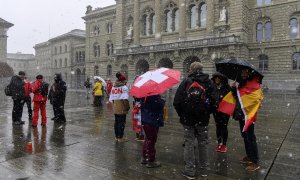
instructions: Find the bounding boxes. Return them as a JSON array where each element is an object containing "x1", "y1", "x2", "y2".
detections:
[
  {"x1": 136, "y1": 59, "x2": 149, "y2": 75},
  {"x1": 157, "y1": 58, "x2": 173, "y2": 68},
  {"x1": 183, "y1": 56, "x2": 200, "y2": 77}
]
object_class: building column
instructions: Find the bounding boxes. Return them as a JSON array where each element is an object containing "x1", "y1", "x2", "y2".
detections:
[
  {"x1": 133, "y1": 0, "x2": 140, "y2": 45},
  {"x1": 115, "y1": 0, "x2": 125, "y2": 48},
  {"x1": 155, "y1": 0, "x2": 162, "y2": 42},
  {"x1": 179, "y1": 0, "x2": 186, "y2": 40},
  {"x1": 206, "y1": 0, "x2": 214, "y2": 35}
]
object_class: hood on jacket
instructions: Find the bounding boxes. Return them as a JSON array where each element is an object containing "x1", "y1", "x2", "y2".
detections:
[
  {"x1": 54, "y1": 73, "x2": 62, "y2": 82},
  {"x1": 211, "y1": 72, "x2": 228, "y2": 85},
  {"x1": 188, "y1": 72, "x2": 210, "y2": 83}
]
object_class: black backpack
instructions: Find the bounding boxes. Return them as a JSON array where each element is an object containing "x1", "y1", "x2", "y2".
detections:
[
  {"x1": 4, "y1": 84, "x2": 12, "y2": 96},
  {"x1": 184, "y1": 79, "x2": 208, "y2": 115},
  {"x1": 41, "y1": 82, "x2": 49, "y2": 96}
]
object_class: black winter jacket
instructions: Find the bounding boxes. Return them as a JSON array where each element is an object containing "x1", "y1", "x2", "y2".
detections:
[
  {"x1": 173, "y1": 72, "x2": 213, "y2": 126},
  {"x1": 9, "y1": 75, "x2": 25, "y2": 100},
  {"x1": 48, "y1": 80, "x2": 67, "y2": 104}
]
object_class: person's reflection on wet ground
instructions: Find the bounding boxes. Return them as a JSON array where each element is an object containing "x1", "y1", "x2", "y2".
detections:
[
  {"x1": 50, "y1": 122, "x2": 66, "y2": 172},
  {"x1": 32, "y1": 126, "x2": 47, "y2": 174}
]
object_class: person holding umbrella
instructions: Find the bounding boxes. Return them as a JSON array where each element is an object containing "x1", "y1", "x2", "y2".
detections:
[
  {"x1": 216, "y1": 58, "x2": 264, "y2": 172},
  {"x1": 93, "y1": 78, "x2": 103, "y2": 107},
  {"x1": 211, "y1": 72, "x2": 230, "y2": 153}
]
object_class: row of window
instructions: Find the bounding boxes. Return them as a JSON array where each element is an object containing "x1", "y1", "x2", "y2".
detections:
[
  {"x1": 54, "y1": 45, "x2": 68, "y2": 55},
  {"x1": 257, "y1": 53, "x2": 300, "y2": 71},
  {"x1": 75, "y1": 51, "x2": 85, "y2": 63},
  {"x1": 255, "y1": 18, "x2": 300, "y2": 42},
  {"x1": 54, "y1": 58, "x2": 68, "y2": 68},
  {"x1": 94, "y1": 64, "x2": 129, "y2": 77},
  {"x1": 93, "y1": 42, "x2": 114, "y2": 57}
]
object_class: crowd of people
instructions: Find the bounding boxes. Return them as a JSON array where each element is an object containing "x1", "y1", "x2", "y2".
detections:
[
  {"x1": 5, "y1": 61, "x2": 263, "y2": 179},
  {"x1": 6, "y1": 71, "x2": 67, "y2": 127}
]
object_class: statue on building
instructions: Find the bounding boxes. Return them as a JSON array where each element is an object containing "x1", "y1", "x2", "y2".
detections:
[
  {"x1": 219, "y1": 6, "x2": 227, "y2": 22},
  {"x1": 127, "y1": 24, "x2": 133, "y2": 38}
]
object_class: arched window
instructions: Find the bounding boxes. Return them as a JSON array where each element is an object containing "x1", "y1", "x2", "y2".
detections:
[
  {"x1": 257, "y1": 0, "x2": 271, "y2": 6},
  {"x1": 199, "y1": 3, "x2": 207, "y2": 28},
  {"x1": 174, "y1": 9, "x2": 179, "y2": 32},
  {"x1": 107, "y1": 23, "x2": 112, "y2": 33},
  {"x1": 256, "y1": 23, "x2": 263, "y2": 42},
  {"x1": 142, "y1": 15, "x2": 147, "y2": 35},
  {"x1": 59, "y1": 46, "x2": 62, "y2": 54},
  {"x1": 265, "y1": 0, "x2": 271, "y2": 5},
  {"x1": 258, "y1": 54, "x2": 268, "y2": 71},
  {"x1": 166, "y1": 10, "x2": 172, "y2": 32},
  {"x1": 65, "y1": 58, "x2": 68, "y2": 67},
  {"x1": 190, "y1": 5, "x2": 197, "y2": 28},
  {"x1": 290, "y1": 18, "x2": 298, "y2": 39},
  {"x1": 94, "y1": 65, "x2": 99, "y2": 75},
  {"x1": 65, "y1": 45, "x2": 67, "y2": 52},
  {"x1": 257, "y1": 0, "x2": 263, "y2": 6},
  {"x1": 152, "y1": 14, "x2": 156, "y2": 34},
  {"x1": 106, "y1": 41, "x2": 113, "y2": 56},
  {"x1": 94, "y1": 25, "x2": 100, "y2": 35},
  {"x1": 93, "y1": 43, "x2": 100, "y2": 57},
  {"x1": 265, "y1": 22, "x2": 272, "y2": 41},
  {"x1": 55, "y1": 47, "x2": 57, "y2": 55},
  {"x1": 292, "y1": 53, "x2": 300, "y2": 70},
  {"x1": 82, "y1": 51, "x2": 85, "y2": 62},
  {"x1": 55, "y1": 60, "x2": 57, "y2": 68},
  {"x1": 107, "y1": 65, "x2": 112, "y2": 76}
]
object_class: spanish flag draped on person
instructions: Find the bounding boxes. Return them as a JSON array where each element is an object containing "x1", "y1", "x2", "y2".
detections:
[{"x1": 218, "y1": 76, "x2": 263, "y2": 132}]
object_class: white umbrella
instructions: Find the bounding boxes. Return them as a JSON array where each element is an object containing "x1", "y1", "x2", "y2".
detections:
[{"x1": 94, "y1": 76, "x2": 107, "y2": 86}]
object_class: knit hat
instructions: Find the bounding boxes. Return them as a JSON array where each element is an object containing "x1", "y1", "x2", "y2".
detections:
[{"x1": 36, "y1": 75, "x2": 43, "y2": 79}]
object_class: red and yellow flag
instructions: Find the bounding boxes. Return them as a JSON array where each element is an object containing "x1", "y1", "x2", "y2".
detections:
[{"x1": 218, "y1": 78, "x2": 263, "y2": 132}]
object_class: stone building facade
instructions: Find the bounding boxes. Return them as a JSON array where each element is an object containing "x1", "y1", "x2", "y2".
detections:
[
  {"x1": 0, "y1": 18, "x2": 14, "y2": 77},
  {"x1": 34, "y1": 29, "x2": 86, "y2": 86},
  {"x1": 83, "y1": 0, "x2": 300, "y2": 90},
  {"x1": 7, "y1": 53, "x2": 35, "y2": 76}
]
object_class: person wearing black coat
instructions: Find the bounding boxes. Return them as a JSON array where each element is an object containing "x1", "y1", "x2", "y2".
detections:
[
  {"x1": 211, "y1": 72, "x2": 231, "y2": 153},
  {"x1": 9, "y1": 71, "x2": 26, "y2": 125},
  {"x1": 48, "y1": 73, "x2": 67, "y2": 123},
  {"x1": 173, "y1": 62, "x2": 213, "y2": 179}
]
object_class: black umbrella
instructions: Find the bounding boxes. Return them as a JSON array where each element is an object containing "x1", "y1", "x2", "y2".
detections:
[{"x1": 215, "y1": 58, "x2": 264, "y2": 83}]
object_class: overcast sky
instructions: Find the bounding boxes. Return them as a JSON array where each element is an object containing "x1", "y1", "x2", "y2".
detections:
[{"x1": 0, "y1": 0, "x2": 115, "y2": 54}]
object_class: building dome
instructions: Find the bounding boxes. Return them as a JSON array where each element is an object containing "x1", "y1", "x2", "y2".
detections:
[{"x1": 0, "y1": 62, "x2": 14, "y2": 77}]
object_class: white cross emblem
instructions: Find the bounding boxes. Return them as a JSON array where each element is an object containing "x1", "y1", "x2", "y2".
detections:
[{"x1": 134, "y1": 68, "x2": 169, "y2": 88}]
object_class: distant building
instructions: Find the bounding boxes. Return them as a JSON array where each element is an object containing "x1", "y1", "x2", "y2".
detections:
[
  {"x1": 7, "y1": 53, "x2": 35, "y2": 77},
  {"x1": 34, "y1": 29, "x2": 86, "y2": 86},
  {"x1": 83, "y1": 0, "x2": 300, "y2": 90}
]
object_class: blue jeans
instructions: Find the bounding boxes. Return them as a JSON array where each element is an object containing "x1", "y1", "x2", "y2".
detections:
[
  {"x1": 86, "y1": 88, "x2": 90, "y2": 98},
  {"x1": 239, "y1": 120, "x2": 259, "y2": 163},
  {"x1": 114, "y1": 114, "x2": 126, "y2": 138}
]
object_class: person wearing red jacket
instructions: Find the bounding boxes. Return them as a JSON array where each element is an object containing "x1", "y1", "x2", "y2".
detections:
[
  {"x1": 32, "y1": 75, "x2": 48, "y2": 127},
  {"x1": 24, "y1": 77, "x2": 32, "y2": 121}
]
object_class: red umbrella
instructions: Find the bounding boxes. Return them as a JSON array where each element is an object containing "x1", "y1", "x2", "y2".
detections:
[{"x1": 130, "y1": 68, "x2": 181, "y2": 98}]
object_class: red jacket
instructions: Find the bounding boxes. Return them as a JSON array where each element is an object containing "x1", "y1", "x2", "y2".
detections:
[
  {"x1": 24, "y1": 80, "x2": 32, "y2": 97},
  {"x1": 32, "y1": 79, "x2": 47, "y2": 102},
  {"x1": 107, "y1": 80, "x2": 113, "y2": 94}
]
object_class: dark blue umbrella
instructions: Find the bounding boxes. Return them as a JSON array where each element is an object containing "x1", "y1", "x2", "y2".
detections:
[{"x1": 215, "y1": 58, "x2": 264, "y2": 83}]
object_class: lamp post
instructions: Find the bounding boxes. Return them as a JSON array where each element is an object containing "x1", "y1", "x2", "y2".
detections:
[{"x1": 71, "y1": 70, "x2": 75, "y2": 88}]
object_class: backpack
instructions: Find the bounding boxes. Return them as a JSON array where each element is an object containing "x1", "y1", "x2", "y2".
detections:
[
  {"x1": 41, "y1": 82, "x2": 49, "y2": 96},
  {"x1": 184, "y1": 79, "x2": 208, "y2": 115},
  {"x1": 4, "y1": 84, "x2": 12, "y2": 96}
]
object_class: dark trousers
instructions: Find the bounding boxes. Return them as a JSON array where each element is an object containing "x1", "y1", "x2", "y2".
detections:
[
  {"x1": 239, "y1": 120, "x2": 259, "y2": 164},
  {"x1": 142, "y1": 124, "x2": 159, "y2": 162},
  {"x1": 114, "y1": 114, "x2": 126, "y2": 138},
  {"x1": 12, "y1": 99, "x2": 25, "y2": 122},
  {"x1": 94, "y1": 96, "x2": 102, "y2": 106},
  {"x1": 24, "y1": 96, "x2": 32, "y2": 118},
  {"x1": 213, "y1": 112, "x2": 229, "y2": 145},
  {"x1": 53, "y1": 100, "x2": 66, "y2": 122}
]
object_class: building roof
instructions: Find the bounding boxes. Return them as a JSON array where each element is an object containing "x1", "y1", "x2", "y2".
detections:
[
  {"x1": 0, "y1": 62, "x2": 14, "y2": 77},
  {"x1": 34, "y1": 41, "x2": 50, "y2": 49},
  {"x1": 7, "y1": 53, "x2": 35, "y2": 61},
  {"x1": 0, "y1": 18, "x2": 14, "y2": 28},
  {"x1": 83, "y1": 5, "x2": 116, "y2": 20},
  {"x1": 49, "y1": 29, "x2": 85, "y2": 42}
]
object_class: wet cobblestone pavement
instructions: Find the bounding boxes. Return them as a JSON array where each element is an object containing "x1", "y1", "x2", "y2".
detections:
[{"x1": 0, "y1": 90, "x2": 299, "y2": 180}]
